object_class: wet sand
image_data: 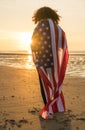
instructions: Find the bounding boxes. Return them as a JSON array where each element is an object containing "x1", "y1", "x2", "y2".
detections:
[{"x1": 0, "y1": 66, "x2": 85, "y2": 130}]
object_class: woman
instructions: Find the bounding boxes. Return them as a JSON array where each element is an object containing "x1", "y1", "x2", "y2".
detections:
[{"x1": 31, "y1": 6, "x2": 69, "y2": 119}]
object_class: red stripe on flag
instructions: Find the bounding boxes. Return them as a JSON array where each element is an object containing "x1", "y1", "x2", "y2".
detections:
[{"x1": 52, "y1": 101, "x2": 58, "y2": 113}]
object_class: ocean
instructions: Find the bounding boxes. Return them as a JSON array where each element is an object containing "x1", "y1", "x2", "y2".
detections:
[{"x1": 0, "y1": 52, "x2": 85, "y2": 77}]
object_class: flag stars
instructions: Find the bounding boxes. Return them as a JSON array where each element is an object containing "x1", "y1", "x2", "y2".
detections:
[
  {"x1": 44, "y1": 41, "x2": 47, "y2": 44},
  {"x1": 50, "y1": 54, "x2": 52, "y2": 57},
  {"x1": 46, "y1": 50, "x2": 49, "y2": 53},
  {"x1": 32, "y1": 20, "x2": 54, "y2": 68},
  {"x1": 47, "y1": 58, "x2": 50, "y2": 61},
  {"x1": 48, "y1": 45, "x2": 51, "y2": 48},
  {"x1": 43, "y1": 54, "x2": 46, "y2": 58},
  {"x1": 39, "y1": 28, "x2": 42, "y2": 32},
  {"x1": 41, "y1": 59, "x2": 43, "y2": 62},
  {"x1": 43, "y1": 32, "x2": 46, "y2": 36},
  {"x1": 36, "y1": 59, "x2": 39, "y2": 62},
  {"x1": 42, "y1": 23, "x2": 45, "y2": 26},
  {"x1": 46, "y1": 27, "x2": 49, "y2": 30},
  {"x1": 51, "y1": 62, "x2": 54, "y2": 65},
  {"x1": 36, "y1": 52, "x2": 38, "y2": 54},
  {"x1": 47, "y1": 36, "x2": 50, "y2": 39},
  {"x1": 41, "y1": 46, "x2": 44, "y2": 49},
  {"x1": 44, "y1": 63, "x2": 47, "y2": 66}
]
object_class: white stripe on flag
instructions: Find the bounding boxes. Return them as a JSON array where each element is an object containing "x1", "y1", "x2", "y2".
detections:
[
  {"x1": 57, "y1": 96, "x2": 64, "y2": 112},
  {"x1": 48, "y1": 19, "x2": 58, "y2": 83},
  {"x1": 46, "y1": 68, "x2": 54, "y2": 96},
  {"x1": 57, "y1": 25, "x2": 63, "y2": 67},
  {"x1": 49, "y1": 103, "x2": 53, "y2": 114}
]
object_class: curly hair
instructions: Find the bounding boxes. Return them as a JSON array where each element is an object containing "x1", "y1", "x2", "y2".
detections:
[{"x1": 32, "y1": 6, "x2": 60, "y2": 24}]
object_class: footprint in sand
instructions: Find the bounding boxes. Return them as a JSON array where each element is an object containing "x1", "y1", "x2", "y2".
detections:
[{"x1": 28, "y1": 107, "x2": 40, "y2": 114}]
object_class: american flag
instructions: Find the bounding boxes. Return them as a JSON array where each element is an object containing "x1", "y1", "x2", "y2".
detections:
[{"x1": 31, "y1": 19, "x2": 69, "y2": 119}]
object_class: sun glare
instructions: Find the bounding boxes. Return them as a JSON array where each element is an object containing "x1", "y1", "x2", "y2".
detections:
[
  {"x1": 21, "y1": 32, "x2": 32, "y2": 45},
  {"x1": 16, "y1": 32, "x2": 32, "y2": 53}
]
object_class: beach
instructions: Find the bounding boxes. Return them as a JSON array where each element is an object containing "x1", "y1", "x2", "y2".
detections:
[{"x1": 0, "y1": 66, "x2": 85, "y2": 130}]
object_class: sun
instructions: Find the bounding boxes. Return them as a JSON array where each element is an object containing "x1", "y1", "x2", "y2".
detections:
[
  {"x1": 20, "y1": 32, "x2": 32, "y2": 46},
  {"x1": 16, "y1": 32, "x2": 32, "y2": 53}
]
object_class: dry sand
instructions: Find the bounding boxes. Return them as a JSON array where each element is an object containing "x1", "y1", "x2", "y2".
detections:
[{"x1": 0, "y1": 66, "x2": 85, "y2": 130}]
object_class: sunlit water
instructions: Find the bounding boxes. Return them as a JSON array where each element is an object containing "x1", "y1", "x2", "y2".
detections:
[{"x1": 0, "y1": 52, "x2": 85, "y2": 77}]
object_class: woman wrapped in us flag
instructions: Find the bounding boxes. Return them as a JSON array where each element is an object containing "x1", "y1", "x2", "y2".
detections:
[{"x1": 31, "y1": 6, "x2": 69, "y2": 119}]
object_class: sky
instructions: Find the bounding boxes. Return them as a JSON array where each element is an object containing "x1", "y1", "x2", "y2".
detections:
[{"x1": 0, "y1": 0, "x2": 85, "y2": 52}]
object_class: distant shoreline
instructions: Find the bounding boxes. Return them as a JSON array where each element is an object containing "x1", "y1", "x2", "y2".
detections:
[
  {"x1": 69, "y1": 51, "x2": 85, "y2": 54},
  {"x1": 0, "y1": 52, "x2": 32, "y2": 55},
  {"x1": 0, "y1": 50, "x2": 85, "y2": 55}
]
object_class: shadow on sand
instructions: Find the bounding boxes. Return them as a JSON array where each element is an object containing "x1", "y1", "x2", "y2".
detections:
[{"x1": 39, "y1": 111, "x2": 72, "y2": 130}]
